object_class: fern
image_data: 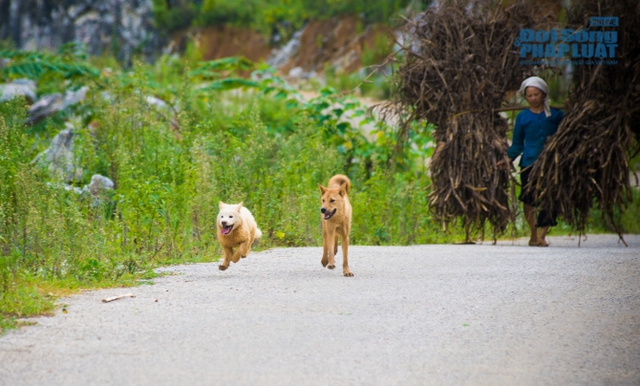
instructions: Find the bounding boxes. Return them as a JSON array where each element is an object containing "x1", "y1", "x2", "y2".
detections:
[{"x1": 0, "y1": 46, "x2": 100, "y2": 84}]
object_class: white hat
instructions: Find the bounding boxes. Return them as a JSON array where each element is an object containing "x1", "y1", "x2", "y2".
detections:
[{"x1": 520, "y1": 76, "x2": 551, "y2": 117}]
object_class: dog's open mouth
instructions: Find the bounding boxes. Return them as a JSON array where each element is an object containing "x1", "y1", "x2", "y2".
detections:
[
  {"x1": 323, "y1": 208, "x2": 337, "y2": 220},
  {"x1": 220, "y1": 224, "x2": 234, "y2": 235}
]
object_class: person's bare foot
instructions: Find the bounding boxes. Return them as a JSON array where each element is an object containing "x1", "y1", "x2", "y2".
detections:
[{"x1": 536, "y1": 239, "x2": 549, "y2": 247}]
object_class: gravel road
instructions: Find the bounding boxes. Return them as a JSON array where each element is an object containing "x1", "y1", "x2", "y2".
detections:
[{"x1": 1, "y1": 234, "x2": 639, "y2": 386}]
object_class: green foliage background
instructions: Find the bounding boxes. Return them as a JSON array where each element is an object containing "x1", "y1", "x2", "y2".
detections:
[
  {"x1": 151, "y1": 0, "x2": 418, "y2": 35},
  {"x1": 0, "y1": 49, "x2": 441, "y2": 331}
]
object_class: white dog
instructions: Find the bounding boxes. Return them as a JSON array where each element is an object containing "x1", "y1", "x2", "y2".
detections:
[{"x1": 216, "y1": 202, "x2": 262, "y2": 271}]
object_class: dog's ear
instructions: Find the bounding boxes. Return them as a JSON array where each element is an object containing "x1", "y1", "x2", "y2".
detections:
[
  {"x1": 236, "y1": 202, "x2": 243, "y2": 212},
  {"x1": 318, "y1": 184, "x2": 328, "y2": 195},
  {"x1": 219, "y1": 201, "x2": 225, "y2": 208}
]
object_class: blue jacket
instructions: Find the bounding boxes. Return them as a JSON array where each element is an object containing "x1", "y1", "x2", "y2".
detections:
[{"x1": 507, "y1": 108, "x2": 564, "y2": 167}]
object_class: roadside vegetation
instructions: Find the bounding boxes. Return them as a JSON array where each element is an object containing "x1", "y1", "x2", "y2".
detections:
[
  {"x1": 1, "y1": 43, "x2": 638, "y2": 333},
  {"x1": 0, "y1": 45, "x2": 435, "y2": 332}
]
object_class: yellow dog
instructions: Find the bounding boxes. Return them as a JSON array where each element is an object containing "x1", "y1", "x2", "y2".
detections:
[{"x1": 318, "y1": 174, "x2": 354, "y2": 277}]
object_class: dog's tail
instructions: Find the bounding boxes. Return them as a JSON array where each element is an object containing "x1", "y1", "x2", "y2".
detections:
[
  {"x1": 328, "y1": 174, "x2": 351, "y2": 193},
  {"x1": 255, "y1": 227, "x2": 262, "y2": 239}
]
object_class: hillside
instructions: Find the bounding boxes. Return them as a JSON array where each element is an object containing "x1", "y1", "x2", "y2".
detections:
[{"x1": 0, "y1": 0, "x2": 405, "y2": 78}]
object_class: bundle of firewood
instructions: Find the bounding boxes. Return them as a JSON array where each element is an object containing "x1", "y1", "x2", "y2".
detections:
[
  {"x1": 389, "y1": 0, "x2": 555, "y2": 241},
  {"x1": 530, "y1": 0, "x2": 640, "y2": 245}
]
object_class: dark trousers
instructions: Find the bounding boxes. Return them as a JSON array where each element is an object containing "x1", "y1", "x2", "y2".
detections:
[{"x1": 519, "y1": 166, "x2": 557, "y2": 228}]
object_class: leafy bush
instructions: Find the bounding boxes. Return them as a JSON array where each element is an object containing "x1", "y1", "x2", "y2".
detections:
[
  {"x1": 196, "y1": 0, "x2": 258, "y2": 27},
  {"x1": 152, "y1": 0, "x2": 196, "y2": 34}
]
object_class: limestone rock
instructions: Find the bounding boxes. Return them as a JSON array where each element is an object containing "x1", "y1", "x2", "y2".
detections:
[
  {"x1": 0, "y1": 79, "x2": 37, "y2": 103},
  {"x1": 32, "y1": 123, "x2": 83, "y2": 182}
]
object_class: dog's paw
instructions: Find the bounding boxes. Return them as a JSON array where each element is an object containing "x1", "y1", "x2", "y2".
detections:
[
  {"x1": 343, "y1": 271, "x2": 354, "y2": 277},
  {"x1": 321, "y1": 258, "x2": 328, "y2": 267},
  {"x1": 218, "y1": 265, "x2": 228, "y2": 271},
  {"x1": 327, "y1": 264, "x2": 335, "y2": 270},
  {"x1": 241, "y1": 255, "x2": 247, "y2": 258}
]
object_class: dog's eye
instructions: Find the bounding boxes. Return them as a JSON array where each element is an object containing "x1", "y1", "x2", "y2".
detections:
[
  {"x1": 330, "y1": 199, "x2": 335, "y2": 203},
  {"x1": 229, "y1": 216, "x2": 233, "y2": 218},
  {"x1": 322, "y1": 199, "x2": 325, "y2": 203}
]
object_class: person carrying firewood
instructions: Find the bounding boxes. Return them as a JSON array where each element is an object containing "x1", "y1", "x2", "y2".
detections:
[{"x1": 498, "y1": 76, "x2": 564, "y2": 247}]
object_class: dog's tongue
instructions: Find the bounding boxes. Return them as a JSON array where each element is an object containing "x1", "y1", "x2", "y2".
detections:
[
  {"x1": 323, "y1": 213, "x2": 331, "y2": 220},
  {"x1": 221, "y1": 225, "x2": 232, "y2": 235}
]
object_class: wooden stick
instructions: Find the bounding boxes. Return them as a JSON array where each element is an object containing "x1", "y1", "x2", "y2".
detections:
[
  {"x1": 494, "y1": 105, "x2": 564, "y2": 112},
  {"x1": 102, "y1": 293, "x2": 136, "y2": 303}
]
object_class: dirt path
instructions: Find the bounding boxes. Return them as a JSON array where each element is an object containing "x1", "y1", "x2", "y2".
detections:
[{"x1": 1, "y1": 234, "x2": 639, "y2": 385}]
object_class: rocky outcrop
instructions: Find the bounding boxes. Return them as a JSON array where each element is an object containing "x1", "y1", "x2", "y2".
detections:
[
  {"x1": 56, "y1": 174, "x2": 115, "y2": 206},
  {"x1": 32, "y1": 124, "x2": 83, "y2": 182},
  {"x1": 0, "y1": 0, "x2": 164, "y2": 64},
  {"x1": 87, "y1": 174, "x2": 114, "y2": 198},
  {"x1": 0, "y1": 79, "x2": 37, "y2": 103},
  {"x1": 26, "y1": 86, "x2": 88, "y2": 126}
]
